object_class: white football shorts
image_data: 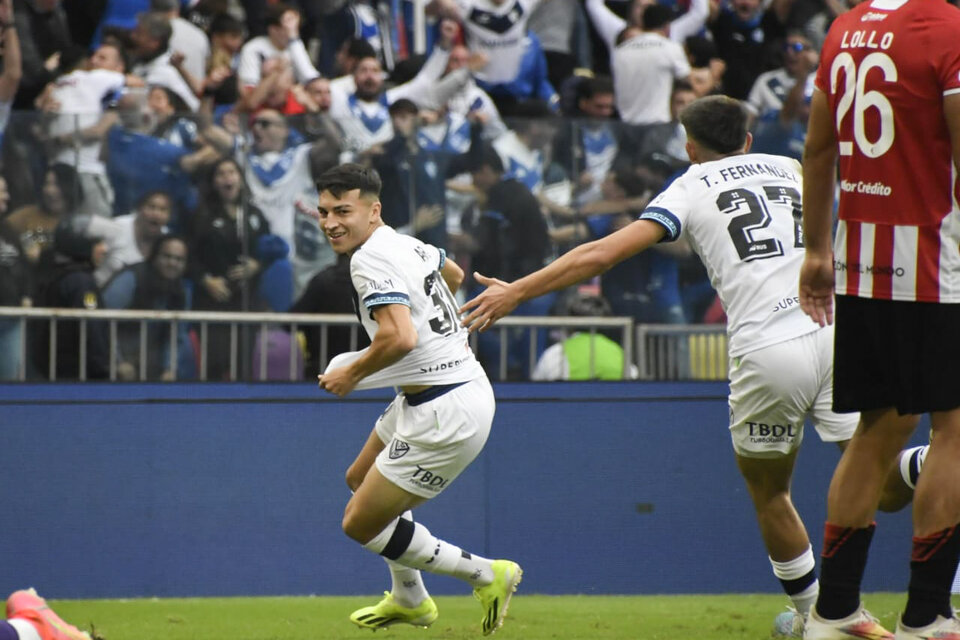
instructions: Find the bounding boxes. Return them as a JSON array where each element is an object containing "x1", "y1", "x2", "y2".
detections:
[
  {"x1": 375, "y1": 375, "x2": 495, "y2": 499},
  {"x1": 728, "y1": 326, "x2": 858, "y2": 458}
]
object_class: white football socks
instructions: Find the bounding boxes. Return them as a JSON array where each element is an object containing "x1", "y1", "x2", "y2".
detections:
[
  {"x1": 771, "y1": 546, "x2": 819, "y2": 615},
  {"x1": 383, "y1": 511, "x2": 430, "y2": 608}
]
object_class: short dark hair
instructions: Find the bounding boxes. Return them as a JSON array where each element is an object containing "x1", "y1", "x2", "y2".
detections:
[
  {"x1": 679, "y1": 95, "x2": 748, "y2": 155},
  {"x1": 47, "y1": 162, "x2": 83, "y2": 211},
  {"x1": 210, "y1": 13, "x2": 244, "y2": 36},
  {"x1": 137, "y1": 12, "x2": 173, "y2": 49},
  {"x1": 136, "y1": 189, "x2": 173, "y2": 210},
  {"x1": 643, "y1": 4, "x2": 675, "y2": 30},
  {"x1": 147, "y1": 233, "x2": 187, "y2": 264},
  {"x1": 344, "y1": 37, "x2": 377, "y2": 61},
  {"x1": 315, "y1": 163, "x2": 382, "y2": 199},
  {"x1": 477, "y1": 144, "x2": 504, "y2": 174},
  {"x1": 563, "y1": 293, "x2": 612, "y2": 317},
  {"x1": 149, "y1": 0, "x2": 179, "y2": 12},
  {"x1": 577, "y1": 75, "x2": 614, "y2": 103},
  {"x1": 265, "y1": 3, "x2": 296, "y2": 28},
  {"x1": 388, "y1": 98, "x2": 419, "y2": 117}
]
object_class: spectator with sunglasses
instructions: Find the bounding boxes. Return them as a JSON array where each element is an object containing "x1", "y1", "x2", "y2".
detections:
[{"x1": 746, "y1": 31, "x2": 818, "y2": 120}]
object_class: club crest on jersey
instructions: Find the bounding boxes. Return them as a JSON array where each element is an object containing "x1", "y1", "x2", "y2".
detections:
[{"x1": 389, "y1": 439, "x2": 410, "y2": 459}]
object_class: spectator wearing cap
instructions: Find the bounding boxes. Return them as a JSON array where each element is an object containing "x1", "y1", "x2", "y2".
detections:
[
  {"x1": 40, "y1": 42, "x2": 132, "y2": 218},
  {"x1": 129, "y1": 10, "x2": 199, "y2": 111},
  {"x1": 610, "y1": 5, "x2": 691, "y2": 126},
  {"x1": 29, "y1": 215, "x2": 110, "y2": 380},
  {"x1": 236, "y1": 4, "x2": 319, "y2": 101}
]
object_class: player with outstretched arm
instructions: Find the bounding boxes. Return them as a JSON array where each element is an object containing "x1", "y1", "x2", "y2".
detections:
[
  {"x1": 460, "y1": 95, "x2": 920, "y2": 638},
  {"x1": 313, "y1": 163, "x2": 521, "y2": 635}
]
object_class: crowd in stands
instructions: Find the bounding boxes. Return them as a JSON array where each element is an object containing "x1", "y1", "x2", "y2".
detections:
[{"x1": 0, "y1": 0, "x2": 927, "y2": 381}]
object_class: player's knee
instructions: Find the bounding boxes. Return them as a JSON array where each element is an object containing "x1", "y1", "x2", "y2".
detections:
[{"x1": 341, "y1": 508, "x2": 374, "y2": 544}]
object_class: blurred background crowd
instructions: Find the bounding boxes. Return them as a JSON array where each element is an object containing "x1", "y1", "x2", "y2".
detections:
[{"x1": 0, "y1": 0, "x2": 904, "y2": 382}]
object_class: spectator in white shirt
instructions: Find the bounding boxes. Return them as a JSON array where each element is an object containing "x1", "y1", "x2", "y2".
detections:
[
  {"x1": 236, "y1": 3, "x2": 319, "y2": 99},
  {"x1": 585, "y1": 0, "x2": 708, "y2": 52},
  {"x1": 41, "y1": 42, "x2": 133, "y2": 218},
  {"x1": 611, "y1": 6, "x2": 691, "y2": 125},
  {"x1": 87, "y1": 189, "x2": 173, "y2": 286},
  {"x1": 429, "y1": 0, "x2": 541, "y2": 86},
  {"x1": 129, "y1": 11, "x2": 199, "y2": 111},
  {"x1": 150, "y1": 0, "x2": 209, "y2": 84}
]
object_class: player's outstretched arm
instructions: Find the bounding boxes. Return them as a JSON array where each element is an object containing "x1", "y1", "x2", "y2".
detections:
[
  {"x1": 459, "y1": 219, "x2": 666, "y2": 332},
  {"x1": 799, "y1": 88, "x2": 838, "y2": 327}
]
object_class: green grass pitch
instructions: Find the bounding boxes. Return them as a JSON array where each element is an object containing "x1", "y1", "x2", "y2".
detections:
[{"x1": 41, "y1": 593, "x2": 956, "y2": 640}]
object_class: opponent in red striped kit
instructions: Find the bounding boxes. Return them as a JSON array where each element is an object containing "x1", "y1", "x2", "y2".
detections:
[{"x1": 799, "y1": 1, "x2": 960, "y2": 639}]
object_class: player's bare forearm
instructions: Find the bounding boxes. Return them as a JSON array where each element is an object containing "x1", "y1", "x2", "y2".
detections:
[
  {"x1": 460, "y1": 219, "x2": 665, "y2": 331},
  {"x1": 318, "y1": 304, "x2": 417, "y2": 396},
  {"x1": 800, "y1": 91, "x2": 838, "y2": 252}
]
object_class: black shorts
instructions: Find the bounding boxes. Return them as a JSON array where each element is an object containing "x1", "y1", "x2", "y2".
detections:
[{"x1": 833, "y1": 295, "x2": 960, "y2": 415}]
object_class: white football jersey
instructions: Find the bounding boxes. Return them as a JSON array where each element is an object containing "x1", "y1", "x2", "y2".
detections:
[
  {"x1": 326, "y1": 226, "x2": 485, "y2": 389},
  {"x1": 639, "y1": 153, "x2": 817, "y2": 357}
]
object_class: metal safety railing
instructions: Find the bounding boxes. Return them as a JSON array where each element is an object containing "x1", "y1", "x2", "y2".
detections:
[
  {"x1": 0, "y1": 308, "x2": 729, "y2": 382},
  {"x1": 636, "y1": 324, "x2": 729, "y2": 381}
]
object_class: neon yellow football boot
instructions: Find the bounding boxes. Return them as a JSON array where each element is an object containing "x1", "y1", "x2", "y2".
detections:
[
  {"x1": 473, "y1": 560, "x2": 523, "y2": 635},
  {"x1": 349, "y1": 591, "x2": 438, "y2": 630}
]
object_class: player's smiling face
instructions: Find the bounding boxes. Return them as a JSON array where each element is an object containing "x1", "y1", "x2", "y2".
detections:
[{"x1": 317, "y1": 188, "x2": 382, "y2": 254}]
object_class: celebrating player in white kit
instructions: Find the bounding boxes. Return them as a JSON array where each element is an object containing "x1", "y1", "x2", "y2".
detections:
[
  {"x1": 314, "y1": 163, "x2": 521, "y2": 635},
  {"x1": 460, "y1": 95, "x2": 915, "y2": 637}
]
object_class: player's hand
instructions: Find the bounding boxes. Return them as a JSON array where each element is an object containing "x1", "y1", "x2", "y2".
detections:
[
  {"x1": 798, "y1": 249, "x2": 835, "y2": 327},
  {"x1": 458, "y1": 272, "x2": 518, "y2": 333},
  {"x1": 317, "y1": 367, "x2": 359, "y2": 397}
]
